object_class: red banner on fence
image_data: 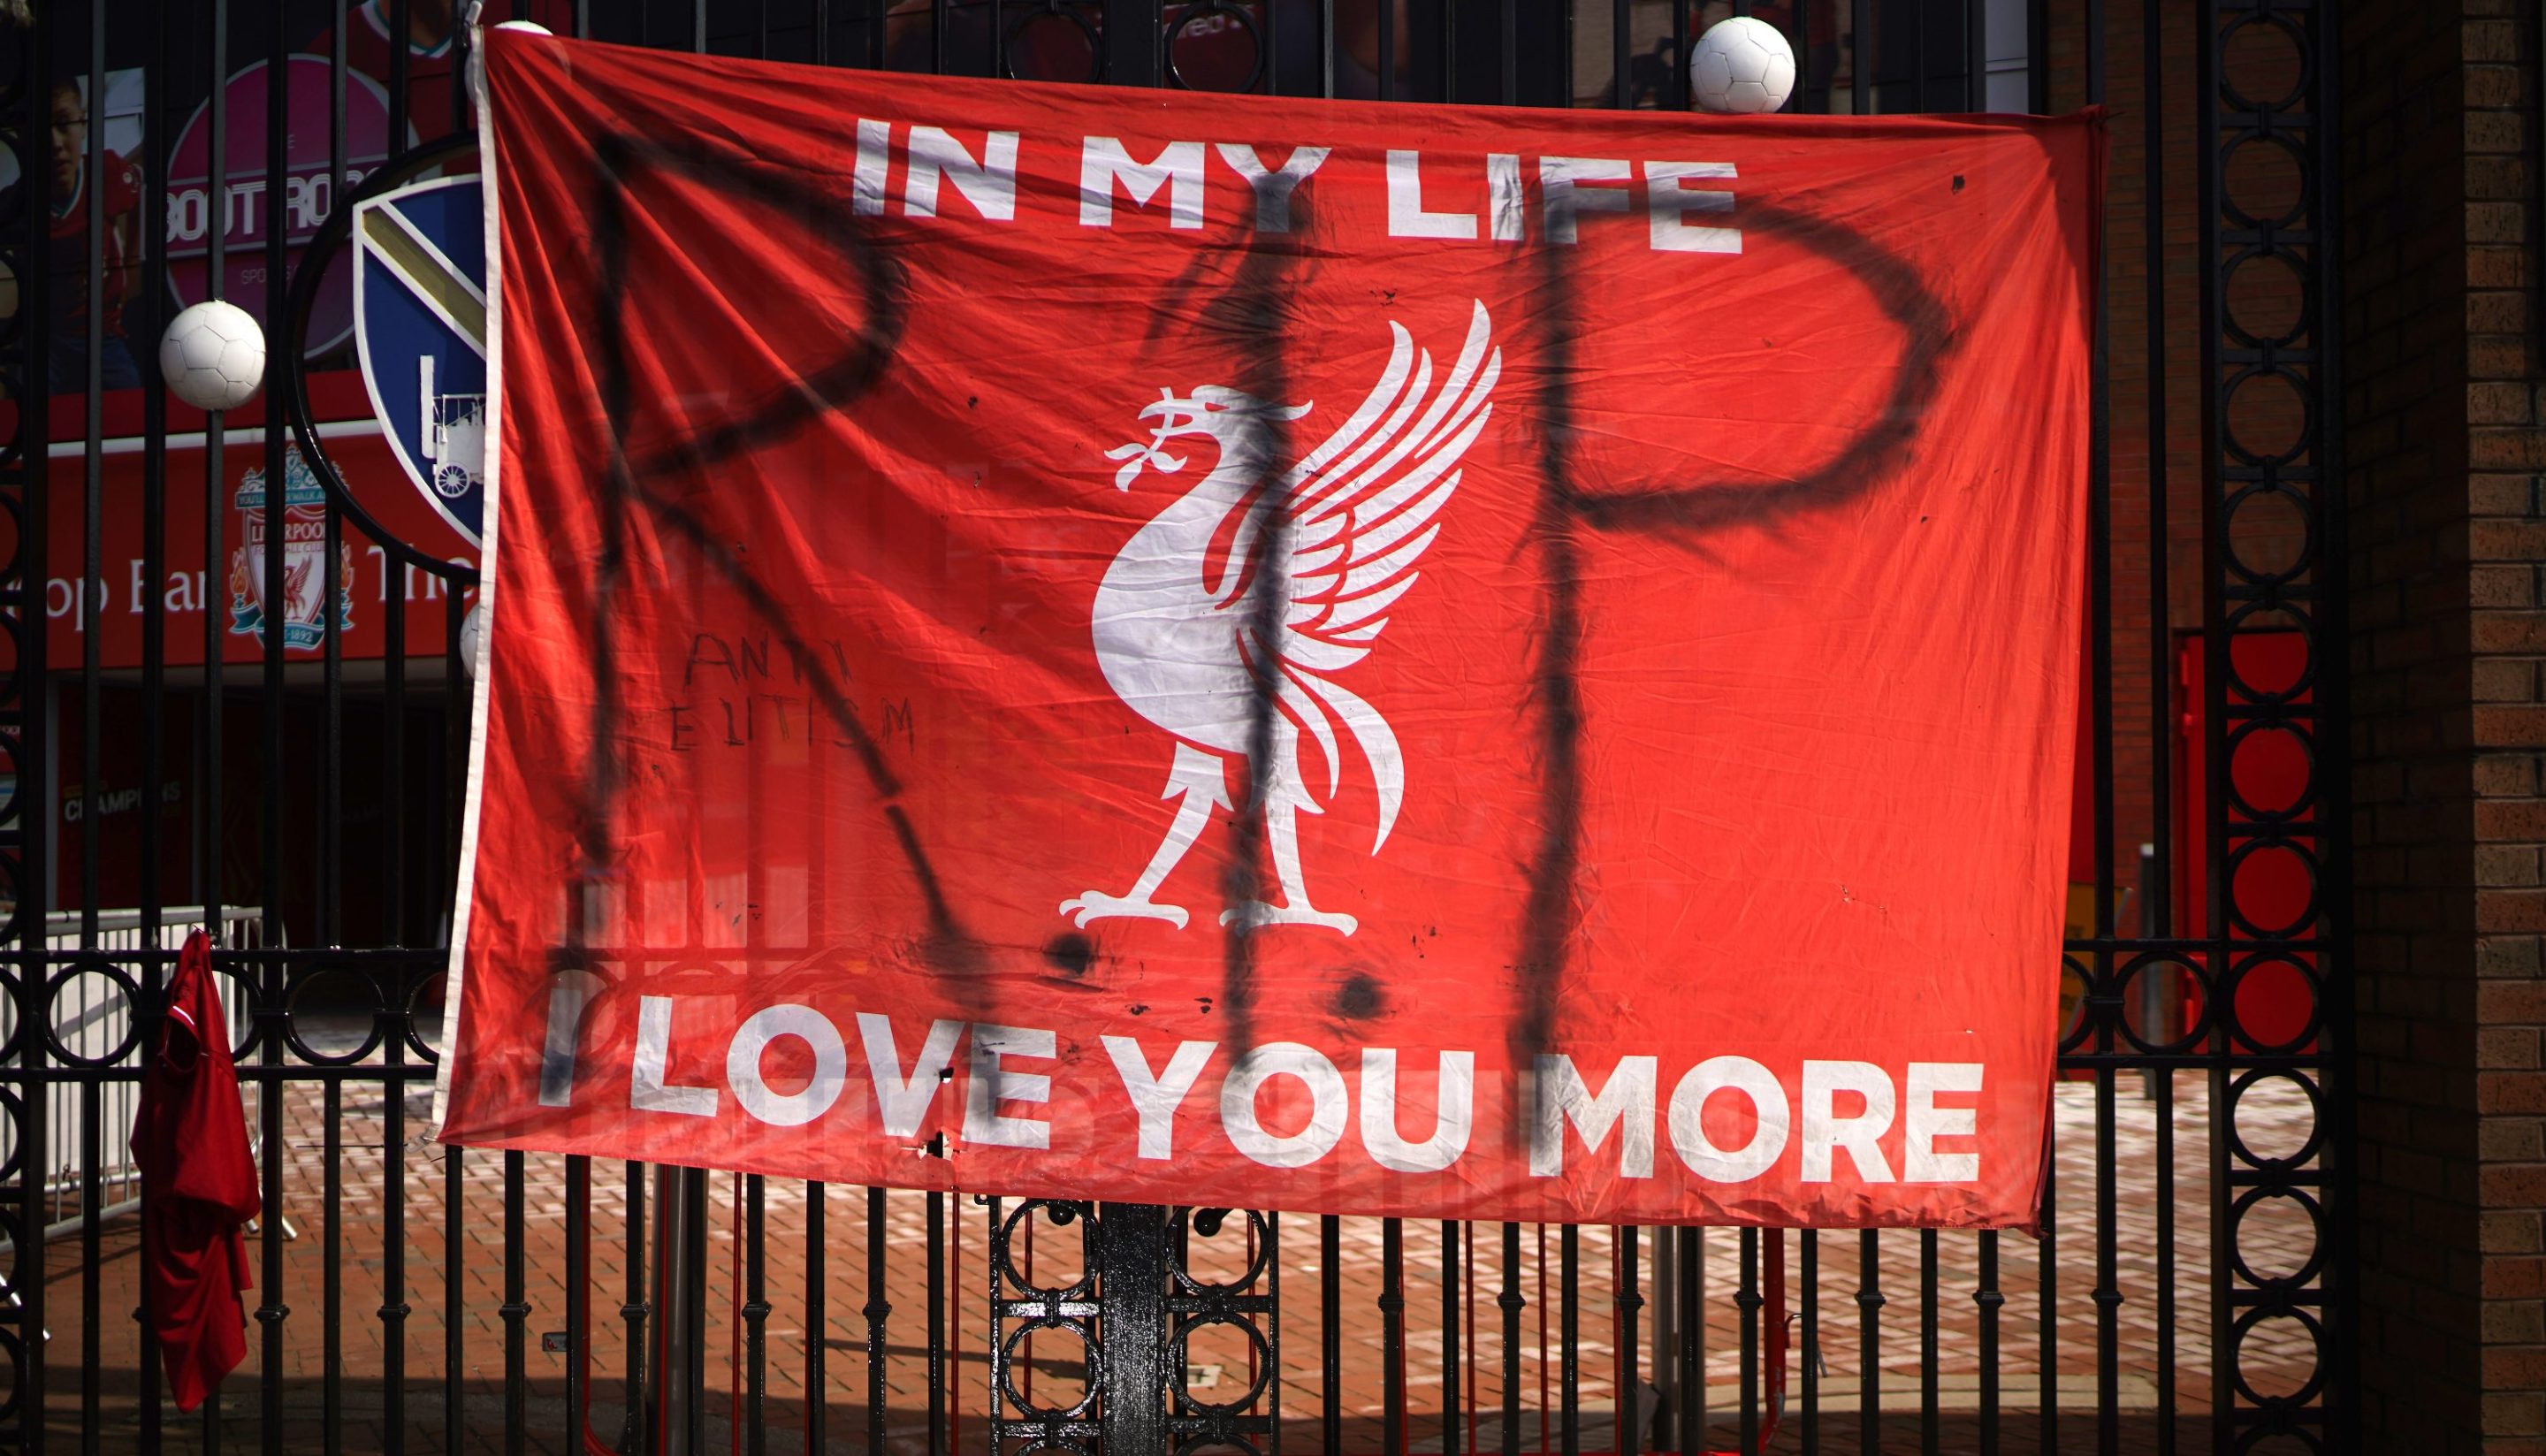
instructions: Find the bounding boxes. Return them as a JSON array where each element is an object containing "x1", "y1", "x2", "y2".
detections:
[{"x1": 435, "y1": 28, "x2": 2099, "y2": 1228}]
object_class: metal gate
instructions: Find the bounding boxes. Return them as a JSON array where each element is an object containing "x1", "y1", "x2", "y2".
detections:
[{"x1": 0, "y1": 0, "x2": 2344, "y2": 1450}]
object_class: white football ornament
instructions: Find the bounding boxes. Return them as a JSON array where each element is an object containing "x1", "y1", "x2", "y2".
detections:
[
  {"x1": 1691, "y1": 17, "x2": 1796, "y2": 114},
  {"x1": 466, "y1": 19, "x2": 554, "y2": 103},
  {"x1": 460, "y1": 602, "x2": 484, "y2": 680},
  {"x1": 159, "y1": 300, "x2": 266, "y2": 411}
]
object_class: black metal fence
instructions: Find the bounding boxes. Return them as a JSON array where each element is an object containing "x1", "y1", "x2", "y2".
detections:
[{"x1": 0, "y1": 0, "x2": 2343, "y2": 1452}]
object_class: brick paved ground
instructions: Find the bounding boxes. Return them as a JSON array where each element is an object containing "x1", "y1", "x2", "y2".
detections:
[{"x1": 38, "y1": 1076, "x2": 2315, "y2": 1453}]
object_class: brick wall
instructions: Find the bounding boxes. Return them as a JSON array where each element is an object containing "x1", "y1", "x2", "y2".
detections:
[{"x1": 2343, "y1": 0, "x2": 2512, "y2": 1448}]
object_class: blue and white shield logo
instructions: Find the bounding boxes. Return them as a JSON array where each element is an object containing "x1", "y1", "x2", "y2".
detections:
[{"x1": 353, "y1": 175, "x2": 487, "y2": 546}]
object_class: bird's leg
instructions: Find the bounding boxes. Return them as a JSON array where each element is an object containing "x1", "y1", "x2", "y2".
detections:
[
  {"x1": 1220, "y1": 720, "x2": 1359, "y2": 936},
  {"x1": 1060, "y1": 743, "x2": 1229, "y2": 930}
]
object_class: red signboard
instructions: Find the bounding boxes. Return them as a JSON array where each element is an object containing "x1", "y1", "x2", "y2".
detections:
[
  {"x1": 437, "y1": 31, "x2": 2099, "y2": 1228},
  {"x1": 42, "y1": 375, "x2": 476, "y2": 670}
]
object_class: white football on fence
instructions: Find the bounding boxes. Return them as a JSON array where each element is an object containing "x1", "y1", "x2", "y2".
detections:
[
  {"x1": 460, "y1": 603, "x2": 484, "y2": 679},
  {"x1": 467, "y1": 19, "x2": 556, "y2": 104},
  {"x1": 1691, "y1": 16, "x2": 1797, "y2": 115},
  {"x1": 159, "y1": 300, "x2": 266, "y2": 412}
]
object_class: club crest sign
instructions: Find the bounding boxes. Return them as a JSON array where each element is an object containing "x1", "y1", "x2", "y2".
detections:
[
  {"x1": 228, "y1": 444, "x2": 356, "y2": 652},
  {"x1": 352, "y1": 174, "x2": 488, "y2": 545}
]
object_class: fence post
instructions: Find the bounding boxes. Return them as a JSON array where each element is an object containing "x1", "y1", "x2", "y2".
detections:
[
  {"x1": 1096, "y1": 1202, "x2": 1171, "y2": 1456},
  {"x1": 653, "y1": 1164, "x2": 711, "y2": 1454}
]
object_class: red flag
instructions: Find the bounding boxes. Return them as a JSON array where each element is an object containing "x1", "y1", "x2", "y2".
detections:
[
  {"x1": 131, "y1": 931, "x2": 259, "y2": 1411},
  {"x1": 436, "y1": 29, "x2": 2097, "y2": 1228}
]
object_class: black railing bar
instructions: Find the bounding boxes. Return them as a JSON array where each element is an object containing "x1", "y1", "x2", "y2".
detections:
[
  {"x1": 2141, "y1": 0, "x2": 2175, "y2": 1052},
  {"x1": 260, "y1": 0, "x2": 294, "y2": 1437},
  {"x1": 134, "y1": 10, "x2": 174, "y2": 1259},
  {"x1": 1617, "y1": 1224, "x2": 1638, "y2": 1456},
  {"x1": 320, "y1": 505, "x2": 345, "y2": 934},
  {"x1": 1672, "y1": 0, "x2": 1688, "y2": 111},
  {"x1": 1559, "y1": 0, "x2": 1574, "y2": 103},
  {"x1": 2085, "y1": 0, "x2": 2122, "y2": 1439},
  {"x1": 321, "y1": 0, "x2": 351, "y2": 961},
  {"x1": 1611, "y1": 0, "x2": 1627, "y2": 110},
  {"x1": 504, "y1": 1149, "x2": 530, "y2": 1453},
  {"x1": 389, "y1": 0, "x2": 412, "y2": 143},
  {"x1": 70, "y1": 14, "x2": 104, "y2": 1448},
  {"x1": 255, "y1": 0, "x2": 287, "y2": 948},
  {"x1": 446, "y1": 1147, "x2": 465, "y2": 1443},
  {"x1": 2199, "y1": 2, "x2": 2240, "y2": 1434},
  {"x1": 985, "y1": 1195, "x2": 1004, "y2": 1443},
  {"x1": 1856, "y1": 1230, "x2": 1879, "y2": 1456},
  {"x1": 1851, "y1": 0, "x2": 1869, "y2": 114},
  {"x1": 78, "y1": 0, "x2": 103, "y2": 956},
  {"x1": 1499, "y1": 1221, "x2": 1521, "y2": 1456},
  {"x1": 1378, "y1": 0, "x2": 1393, "y2": 100},
  {"x1": 565, "y1": 1155, "x2": 591, "y2": 1456},
  {"x1": 385, "y1": 1063, "x2": 423, "y2": 1454},
  {"x1": 1559, "y1": 1222, "x2": 1579, "y2": 1456},
  {"x1": 1272, "y1": 1208, "x2": 1287, "y2": 1456},
  {"x1": 626, "y1": 1163, "x2": 652, "y2": 1456},
  {"x1": 866, "y1": 1185, "x2": 888, "y2": 1455},
  {"x1": 2039, "y1": 1153, "x2": 2058, "y2": 1452},
  {"x1": 323, "y1": 1079, "x2": 346, "y2": 1456},
  {"x1": 2157, "y1": 1063, "x2": 2178, "y2": 1453},
  {"x1": 202, "y1": 0, "x2": 229, "y2": 947},
  {"x1": 927, "y1": 1180, "x2": 947, "y2": 1456},
  {"x1": 79, "y1": 1080, "x2": 102, "y2": 1452},
  {"x1": 1919, "y1": 1227, "x2": 1939, "y2": 1453},
  {"x1": 1739, "y1": 1226, "x2": 1758, "y2": 1455},
  {"x1": 1964, "y1": 0, "x2": 1982, "y2": 109},
  {"x1": 806, "y1": 1181, "x2": 827, "y2": 1456},
  {"x1": 1322, "y1": 0, "x2": 1336, "y2": 99},
  {"x1": 1498, "y1": 0, "x2": 1513, "y2": 103},
  {"x1": 2096, "y1": 1056, "x2": 2123, "y2": 1456},
  {"x1": 1800, "y1": 1227, "x2": 1818, "y2": 1454},
  {"x1": 1437, "y1": 0, "x2": 1452, "y2": 102},
  {"x1": 1323, "y1": 1213, "x2": 1342, "y2": 1453},
  {"x1": 382, "y1": 522, "x2": 408, "y2": 949},
  {"x1": 2026, "y1": 0, "x2": 2047, "y2": 113},
  {"x1": 746, "y1": 1172, "x2": 768, "y2": 1456},
  {"x1": 1383, "y1": 1217, "x2": 1406, "y2": 1456},
  {"x1": 1444, "y1": 1219, "x2": 1462, "y2": 1456},
  {"x1": 1977, "y1": 1230, "x2": 2001, "y2": 1456},
  {"x1": 1791, "y1": 0, "x2": 1808, "y2": 112}
]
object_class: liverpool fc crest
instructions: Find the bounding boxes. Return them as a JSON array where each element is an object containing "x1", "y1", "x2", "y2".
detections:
[
  {"x1": 1062, "y1": 302, "x2": 1500, "y2": 937},
  {"x1": 228, "y1": 444, "x2": 356, "y2": 652}
]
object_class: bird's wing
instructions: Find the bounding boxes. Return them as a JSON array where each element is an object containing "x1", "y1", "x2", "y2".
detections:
[
  {"x1": 1277, "y1": 300, "x2": 1498, "y2": 666},
  {"x1": 1227, "y1": 301, "x2": 1499, "y2": 848}
]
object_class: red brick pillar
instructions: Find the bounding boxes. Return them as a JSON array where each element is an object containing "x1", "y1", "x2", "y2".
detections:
[{"x1": 2343, "y1": 2, "x2": 2538, "y2": 1448}]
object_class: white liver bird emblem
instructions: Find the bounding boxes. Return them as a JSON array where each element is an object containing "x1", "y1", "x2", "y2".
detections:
[{"x1": 1061, "y1": 302, "x2": 1500, "y2": 936}]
